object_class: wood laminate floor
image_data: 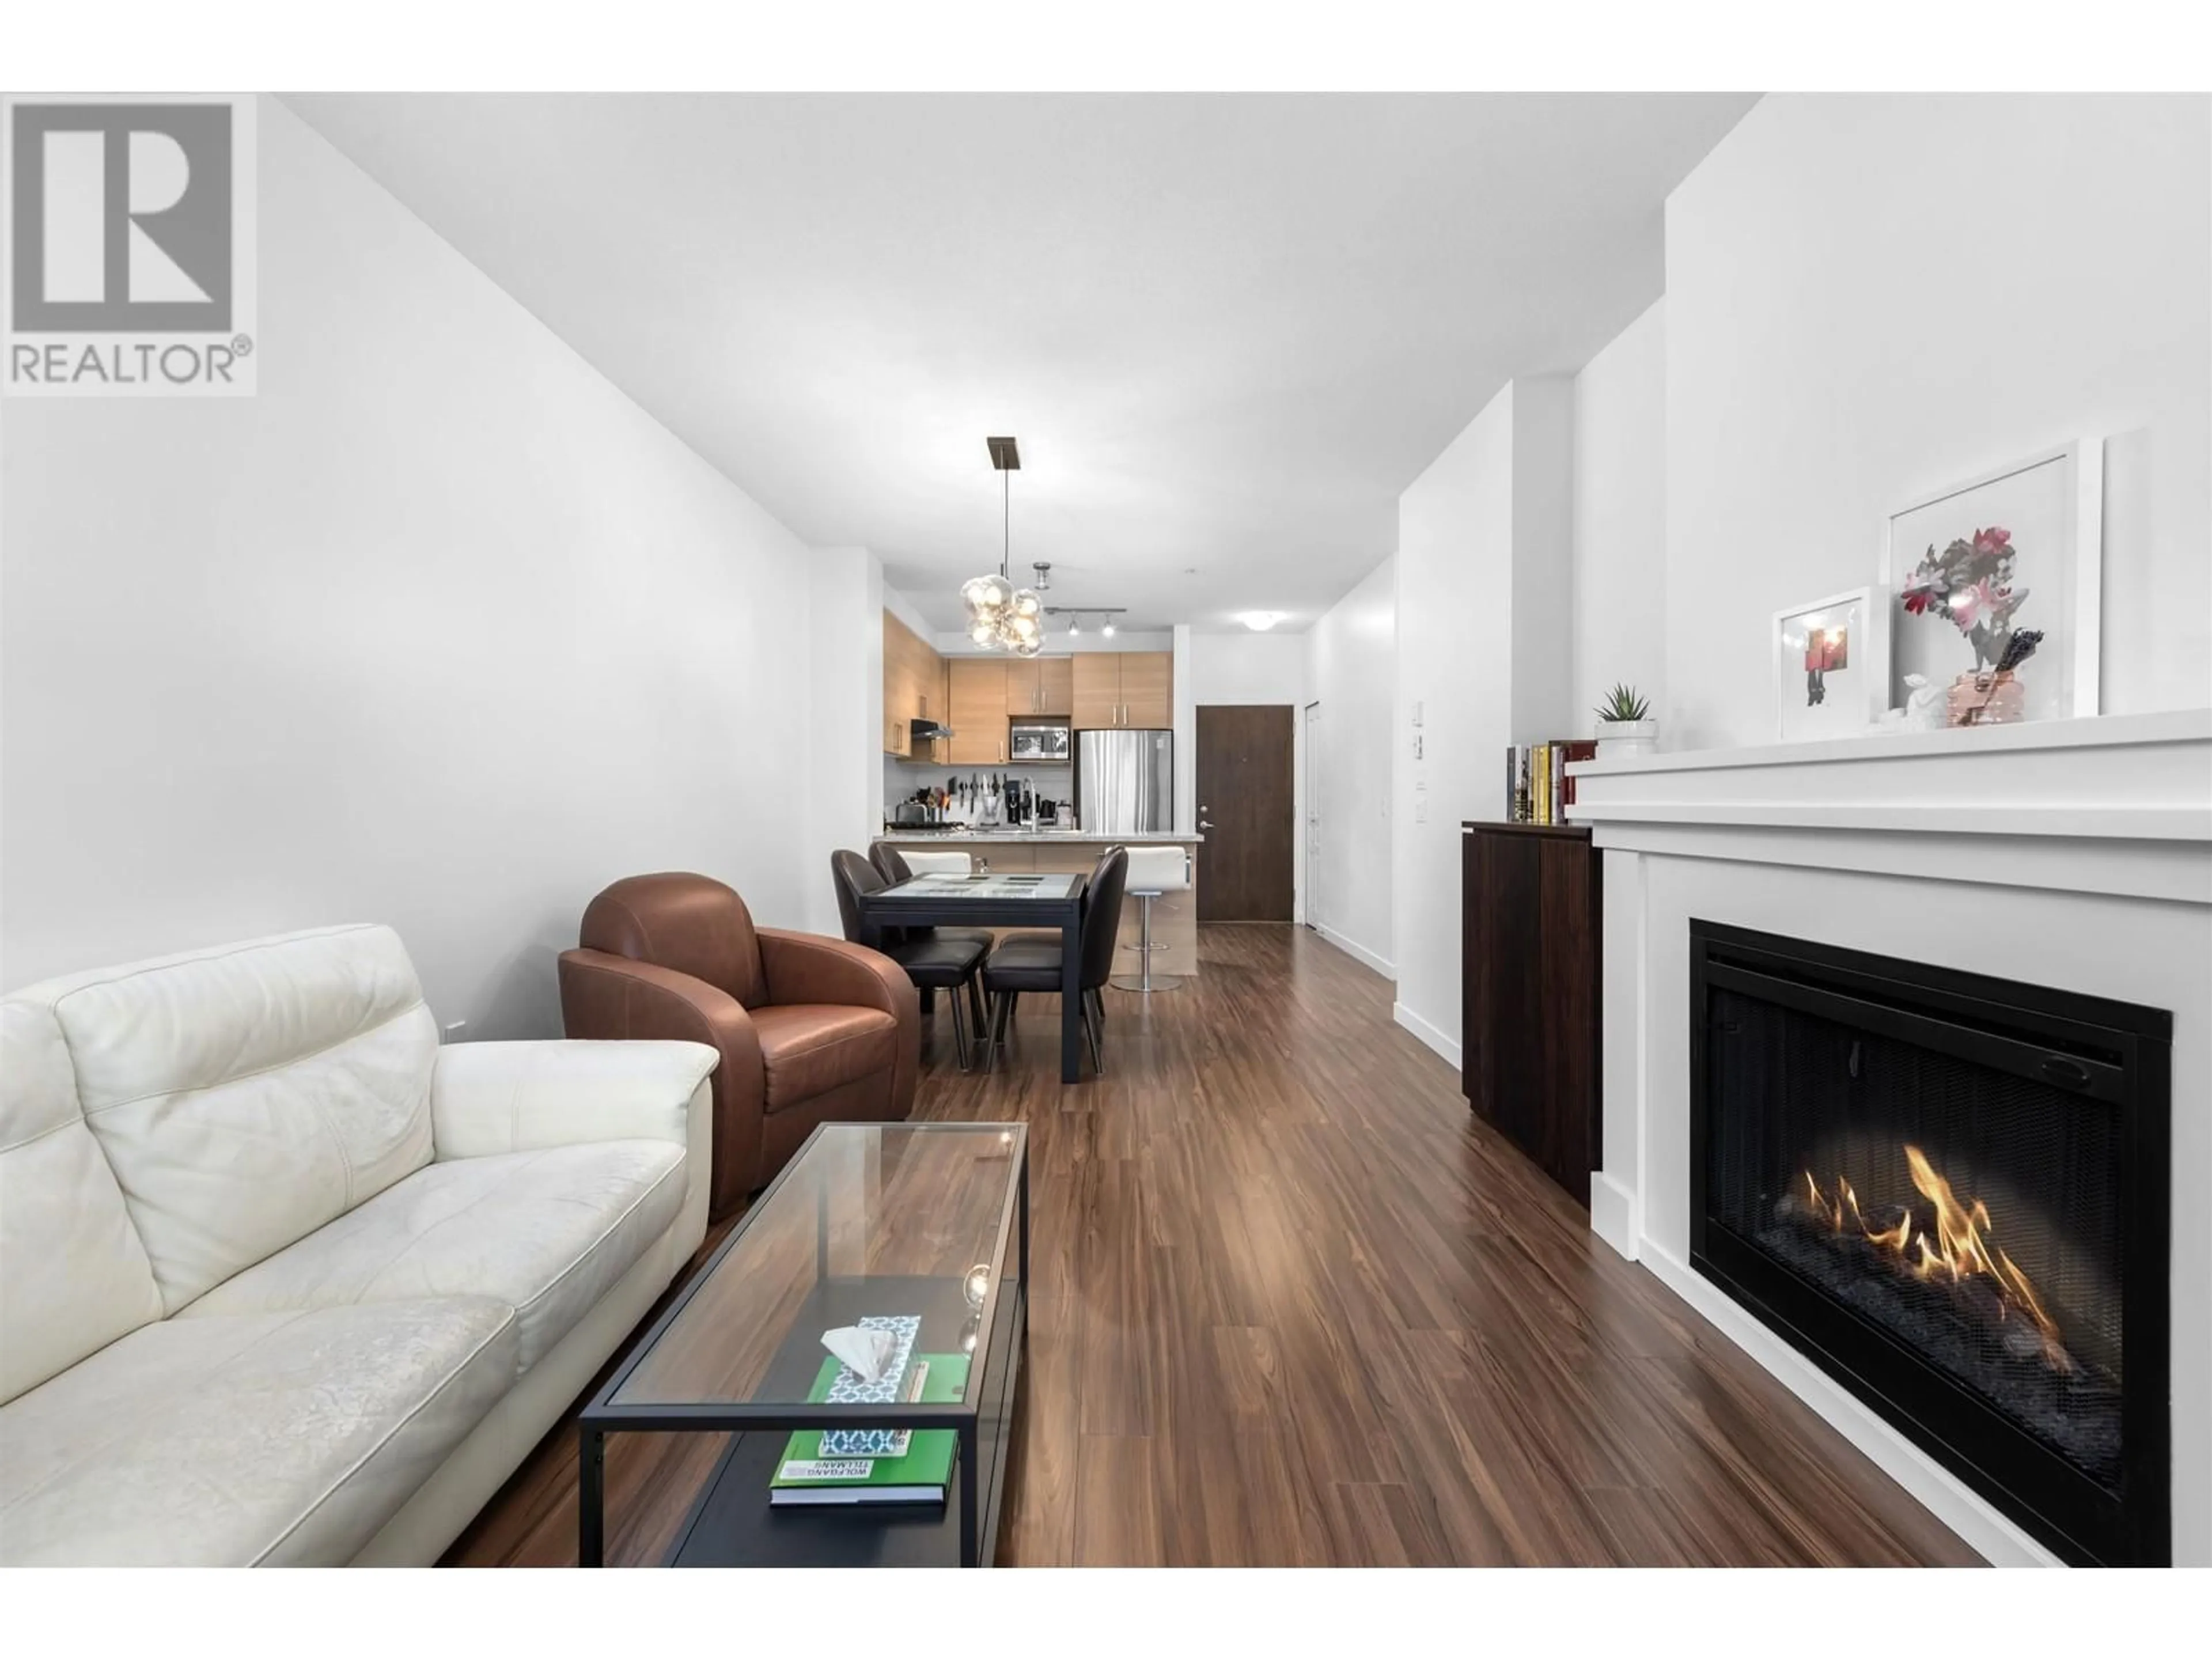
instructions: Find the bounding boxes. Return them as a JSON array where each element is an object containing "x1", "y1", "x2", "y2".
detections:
[{"x1": 443, "y1": 925, "x2": 1978, "y2": 1567}]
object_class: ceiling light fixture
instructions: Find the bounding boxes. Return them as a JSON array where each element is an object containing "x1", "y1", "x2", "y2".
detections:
[
  {"x1": 1240, "y1": 611, "x2": 1285, "y2": 632},
  {"x1": 1046, "y1": 603, "x2": 1127, "y2": 640},
  {"x1": 959, "y1": 438, "x2": 1043, "y2": 657}
]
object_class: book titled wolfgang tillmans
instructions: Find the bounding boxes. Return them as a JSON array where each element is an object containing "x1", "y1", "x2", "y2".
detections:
[{"x1": 771, "y1": 1353, "x2": 972, "y2": 1506}]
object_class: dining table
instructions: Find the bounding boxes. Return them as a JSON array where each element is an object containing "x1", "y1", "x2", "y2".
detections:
[{"x1": 861, "y1": 870, "x2": 1089, "y2": 1083}]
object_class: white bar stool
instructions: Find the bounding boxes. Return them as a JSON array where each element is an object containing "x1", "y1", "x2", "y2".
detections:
[
  {"x1": 1112, "y1": 845, "x2": 1190, "y2": 993},
  {"x1": 900, "y1": 850, "x2": 973, "y2": 877}
]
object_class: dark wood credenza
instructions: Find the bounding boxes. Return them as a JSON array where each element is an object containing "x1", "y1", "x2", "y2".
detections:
[{"x1": 1460, "y1": 821, "x2": 1601, "y2": 1207}]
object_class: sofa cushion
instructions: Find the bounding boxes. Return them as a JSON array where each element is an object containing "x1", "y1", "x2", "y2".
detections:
[
  {"x1": 0, "y1": 1002, "x2": 166, "y2": 1404},
  {"x1": 12, "y1": 925, "x2": 438, "y2": 1314},
  {"x1": 181, "y1": 1140, "x2": 685, "y2": 1372},
  {"x1": 751, "y1": 1003, "x2": 899, "y2": 1113},
  {"x1": 0, "y1": 1298, "x2": 516, "y2": 1566}
]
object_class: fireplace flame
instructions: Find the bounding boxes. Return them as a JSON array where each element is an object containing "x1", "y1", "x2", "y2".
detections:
[{"x1": 1798, "y1": 1146, "x2": 2072, "y2": 1373}]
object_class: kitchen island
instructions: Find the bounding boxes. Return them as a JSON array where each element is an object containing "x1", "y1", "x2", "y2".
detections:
[{"x1": 873, "y1": 831, "x2": 1202, "y2": 978}]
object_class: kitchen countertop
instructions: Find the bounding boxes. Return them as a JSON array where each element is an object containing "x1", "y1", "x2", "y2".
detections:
[{"x1": 874, "y1": 829, "x2": 1203, "y2": 843}]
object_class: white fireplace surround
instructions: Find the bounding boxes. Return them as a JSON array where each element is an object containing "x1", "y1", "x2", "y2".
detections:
[{"x1": 1569, "y1": 709, "x2": 2211, "y2": 1567}]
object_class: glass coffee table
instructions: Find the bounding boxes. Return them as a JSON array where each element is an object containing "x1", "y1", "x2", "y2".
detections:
[{"x1": 580, "y1": 1121, "x2": 1028, "y2": 1567}]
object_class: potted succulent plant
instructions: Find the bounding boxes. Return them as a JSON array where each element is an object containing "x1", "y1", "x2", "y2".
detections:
[{"x1": 1593, "y1": 683, "x2": 1656, "y2": 756}]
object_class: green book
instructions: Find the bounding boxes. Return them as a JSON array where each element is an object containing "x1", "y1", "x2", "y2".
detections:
[{"x1": 770, "y1": 1353, "x2": 971, "y2": 1506}]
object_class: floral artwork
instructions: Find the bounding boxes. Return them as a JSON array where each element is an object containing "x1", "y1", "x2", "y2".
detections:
[
  {"x1": 1897, "y1": 526, "x2": 2043, "y2": 681},
  {"x1": 1884, "y1": 444, "x2": 2099, "y2": 726}
]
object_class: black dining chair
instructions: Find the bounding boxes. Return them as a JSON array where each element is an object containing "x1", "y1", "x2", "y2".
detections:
[
  {"x1": 831, "y1": 850, "x2": 989, "y2": 1070},
  {"x1": 980, "y1": 845, "x2": 1127, "y2": 1077},
  {"x1": 866, "y1": 843, "x2": 993, "y2": 1034}
]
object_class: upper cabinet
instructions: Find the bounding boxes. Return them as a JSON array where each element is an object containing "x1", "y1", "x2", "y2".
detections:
[
  {"x1": 1038, "y1": 656, "x2": 1074, "y2": 717},
  {"x1": 1118, "y1": 652, "x2": 1173, "y2": 727},
  {"x1": 1071, "y1": 652, "x2": 1173, "y2": 730},
  {"x1": 1070, "y1": 655, "x2": 1120, "y2": 729},
  {"x1": 947, "y1": 657, "x2": 1009, "y2": 764},
  {"x1": 882, "y1": 610, "x2": 950, "y2": 760},
  {"x1": 1005, "y1": 656, "x2": 1075, "y2": 718},
  {"x1": 887, "y1": 624, "x2": 1172, "y2": 752}
]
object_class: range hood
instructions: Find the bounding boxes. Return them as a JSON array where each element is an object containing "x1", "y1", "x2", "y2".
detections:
[{"x1": 910, "y1": 717, "x2": 954, "y2": 741}]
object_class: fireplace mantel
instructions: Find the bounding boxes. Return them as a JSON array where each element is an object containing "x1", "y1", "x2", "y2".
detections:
[
  {"x1": 1570, "y1": 709, "x2": 2212, "y2": 906},
  {"x1": 1569, "y1": 709, "x2": 2211, "y2": 1567}
]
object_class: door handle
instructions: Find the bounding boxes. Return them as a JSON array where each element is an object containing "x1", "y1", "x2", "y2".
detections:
[{"x1": 1198, "y1": 819, "x2": 1215, "y2": 830}]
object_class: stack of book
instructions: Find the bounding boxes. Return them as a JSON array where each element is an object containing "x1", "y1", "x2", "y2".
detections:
[
  {"x1": 1502, "y1": 740, "x2": 1599, "y2": 825},
  {"x1": 769, "y1": 1351, "x2": 970, "y2": 1507}
]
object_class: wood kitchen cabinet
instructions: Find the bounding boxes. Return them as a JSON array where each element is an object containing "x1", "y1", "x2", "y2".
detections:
[
  {"x1": 1071, "y1": 652, "x2": 1173, "y2": 729},
  {"x1": 1071, "y1": 656, "x2": 1120, "y2": 730},
  {"x1": 882, "y1": 611, "x2": 954, "y2": 760},
  {"x1": 946, "y1": 657, "x2": 1010, "y2": 764},
  {"x1": 1006, "y1": 656, "x2": 1074, "y2": 718},
  {"x1": 1038, "y1": 656, "x2": 1074, "y2": 717},
  {"x1": 1118, "y1": 652, "x2": 1172, "y2": 727}
]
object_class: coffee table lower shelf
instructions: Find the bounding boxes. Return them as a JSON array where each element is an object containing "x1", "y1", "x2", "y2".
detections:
[{"x1": 657, "y1": 1288, "x2": 1025, "y2": 1568}]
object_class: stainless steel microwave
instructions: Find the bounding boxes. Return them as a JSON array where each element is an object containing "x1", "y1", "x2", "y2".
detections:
[{"x1": 1009, "y1": 722, "x2": 1071, "y2": 762}]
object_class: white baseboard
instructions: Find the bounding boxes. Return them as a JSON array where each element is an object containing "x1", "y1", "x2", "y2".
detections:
[
  {"x1": 1588, "y1": 1172, "x2": 1638, "y2": 1260},
  {"x1": 1314, "y1": 924, "x2": 1393, "y2": 980},
  {"x1": 1634, "y1": 1241, "x2": 2061, "y2": 1568},
  {"x1": 1391, "y1": 1001, "x2": 1461, "y2": 1070}
]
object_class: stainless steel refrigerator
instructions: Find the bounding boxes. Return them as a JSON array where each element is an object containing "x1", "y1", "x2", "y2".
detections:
[{"x1": 1075, "y1": 729, "x2": 1174, "y2": 835}]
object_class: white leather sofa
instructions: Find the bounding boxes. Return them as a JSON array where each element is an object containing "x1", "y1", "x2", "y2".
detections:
[{"x1": 0, "y1": 923, "x2": 715, "y2": 1566}]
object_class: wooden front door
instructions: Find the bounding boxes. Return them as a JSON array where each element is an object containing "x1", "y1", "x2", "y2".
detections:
[{"x1": 1195, "y1": 704, "x2": 1294, "y2": 921}]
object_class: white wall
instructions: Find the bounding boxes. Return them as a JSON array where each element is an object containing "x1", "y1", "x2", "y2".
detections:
[
  {"x1": 1389, "y1": 380, "x2": 1574, "y2": 1062},
  {"x1": 1665, "y1": 93, "x2": 2212, "y2": 751},
  {"x1": 807, "y1": 546, "x2": 885, "y2": 936},
  {"x1": 1571, "y1": 298, "x2": 1667, "y2": 732},
  {"x1": 1172, "y1": 624, "x2": 1196, "y2": 836},
  {"x1": 1393, "y1": 385, "x2": 1515, "y2": 1060},
  {"x1": 0, "y1": 99, "x2": 817, "y2": 1035},
  {"x1": 1188, "y1": 631, "x2": 1308, "y2": 704},
  {"x1": 1508, "y1": 376, "x2": 1577, "y2": 741},
  {"x1": 1305, "y1": 556, "x2": 1395, "y2": 975}
]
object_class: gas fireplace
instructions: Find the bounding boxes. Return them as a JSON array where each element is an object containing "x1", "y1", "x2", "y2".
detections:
[{"x1": 1690, "y1": 922, "x2": 2170, "y2": 1566}]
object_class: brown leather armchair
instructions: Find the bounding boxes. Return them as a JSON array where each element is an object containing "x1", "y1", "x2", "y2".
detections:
[{"x1": 558, "y1": 872, "x2": 918, "y2": 1219}]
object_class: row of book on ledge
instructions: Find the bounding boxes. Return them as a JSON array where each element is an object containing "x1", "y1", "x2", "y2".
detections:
[{"x1": 1503, "y1": 739, "x2": 1598, "y2": 825}]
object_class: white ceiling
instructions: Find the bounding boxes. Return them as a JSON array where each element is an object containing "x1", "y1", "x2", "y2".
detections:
[{"x1": 289, "y1": 93, "x2": 1753, "y2": 633}]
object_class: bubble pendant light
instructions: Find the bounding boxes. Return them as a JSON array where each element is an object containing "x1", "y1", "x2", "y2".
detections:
[{"x1": 961, "y1": 437, "x2": 1042, "y2": 656}]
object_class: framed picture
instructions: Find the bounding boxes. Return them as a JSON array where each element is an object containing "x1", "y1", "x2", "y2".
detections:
[
  {"x1": 1773, "y1": 588, "x2": 1881, "y2": 741},
  {"x1": 1880, "y1": 441, "x2": 2102, "y2": 725}
]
